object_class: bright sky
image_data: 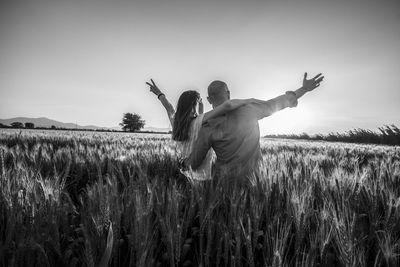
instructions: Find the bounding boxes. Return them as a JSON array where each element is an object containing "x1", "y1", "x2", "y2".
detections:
[{"x1": 1, "y1": 0, "x2": 399, "y2": 134}]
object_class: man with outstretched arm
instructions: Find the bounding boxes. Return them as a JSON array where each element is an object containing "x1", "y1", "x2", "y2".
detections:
[{"x1": 184, "y1": 72, "x2": 324, "y2": 182}]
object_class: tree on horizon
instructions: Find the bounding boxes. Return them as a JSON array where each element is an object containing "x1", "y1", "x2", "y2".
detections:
[
  {"x1": 119, "y1": 113, "x2": 145, "y2": 132},
  {"x1": 25, "y1": 122, "x2": 35, "y2": 129},
  {"x1": 11, "y1": 122, "x2": 24, "y2": 128}
]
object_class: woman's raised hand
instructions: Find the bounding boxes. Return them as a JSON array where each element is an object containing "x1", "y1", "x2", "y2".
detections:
[{"x1": 146, "y1": 79, "x2": 162, "y2": 96}]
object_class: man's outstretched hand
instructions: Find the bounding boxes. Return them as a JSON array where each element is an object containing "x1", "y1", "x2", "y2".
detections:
[
  {"x1": 302, "y1": 72, "x2": 324, "y2": 91},
  {"x1": 146, "y1": 79, "x2": 162, "y2": 96}
]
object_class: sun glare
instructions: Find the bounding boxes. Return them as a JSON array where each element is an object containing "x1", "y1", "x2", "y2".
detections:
[{"x1": 259, "y1": 106, "x2": 315, "y2": 135}]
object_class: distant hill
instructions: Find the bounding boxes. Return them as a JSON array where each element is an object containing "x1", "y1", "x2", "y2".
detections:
[
  {"x1": 0, "y1": 117, "x2": 108, "y2": 130},
  {"x1": 107, "y1": 126, "x2": 170, "y2": 132},
  {"x1": 143, "y1": 126, "x2": 171, "y2": 133},
  {"x1": 0, "y1": 117, "x2": 171, "y2": 133}
]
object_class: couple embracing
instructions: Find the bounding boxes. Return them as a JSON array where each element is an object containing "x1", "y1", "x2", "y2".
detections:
[{"x1": 147, "y1": 73, "x2": 324, "y2": 184}]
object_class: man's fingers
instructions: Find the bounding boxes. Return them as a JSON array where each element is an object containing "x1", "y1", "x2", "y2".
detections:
[
  {"x1": 313, "y1": 73, "x2": 322, "y2": 80},
  {"x1": 146, "y1": 82, "x2": 152, "y2": 87},
  {"x1": 315, "y1": 76, "x2": 324, "y2": 83},
  {"x1": 151, "y1": 79, "x2": 157, "y2": 87},
  {"x1": 304, "y1": 72, "x2": 307, "y2": 80}
]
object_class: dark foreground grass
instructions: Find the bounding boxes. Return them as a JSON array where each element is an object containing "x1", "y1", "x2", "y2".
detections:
[{"x1": 0, "y1": 129, "x2": 400, "y2": 267}]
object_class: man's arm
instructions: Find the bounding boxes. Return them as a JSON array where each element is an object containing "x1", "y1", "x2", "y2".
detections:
[
  {"x1": 202, "y1": 98, "x2": 256, "y2": 123},
  {"x1": 251, "y1": 72, "x2": 324, "y2": 119},
  {"x1": 185, "y1": 125, "x2": 212, "y2": 170},
  {"x1": 250, "y1": 92, "x2": 297, "y2": 119}
]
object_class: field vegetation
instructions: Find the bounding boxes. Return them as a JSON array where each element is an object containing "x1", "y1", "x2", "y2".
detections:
[
  {"x1": 265, "y1": 125, "x2": 400, "y2": 146},
  {"x1": 0, "y1": 129, "x2": 400, "y2": 266}
]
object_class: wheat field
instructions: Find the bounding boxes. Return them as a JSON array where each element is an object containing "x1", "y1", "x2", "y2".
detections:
[{"x1": 0, "y1": 129, "x2": 399, "y2": 267}]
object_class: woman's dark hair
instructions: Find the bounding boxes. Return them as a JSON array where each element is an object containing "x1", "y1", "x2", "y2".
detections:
[{"x1": 173, "y1": 90, "x2": 200, "y2": 141}]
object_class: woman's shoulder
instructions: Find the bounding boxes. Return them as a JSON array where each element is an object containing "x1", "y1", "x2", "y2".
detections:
[{"x1": 192, "y1": 113, "x2": 205, "y2": 130}]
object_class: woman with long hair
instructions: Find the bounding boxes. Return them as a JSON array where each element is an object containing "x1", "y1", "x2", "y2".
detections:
[{"x1": 146, "y1": 79, "x2": 257, "y2": 180}]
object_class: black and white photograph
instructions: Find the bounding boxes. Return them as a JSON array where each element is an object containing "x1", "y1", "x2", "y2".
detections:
[{"x1": 1, "y1": 0, "x2": 399, "y2": 266}]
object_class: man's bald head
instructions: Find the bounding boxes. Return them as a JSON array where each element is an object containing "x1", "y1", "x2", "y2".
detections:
[{"x1": 207, "y1": 80, "x2": 230, "y2": 108}]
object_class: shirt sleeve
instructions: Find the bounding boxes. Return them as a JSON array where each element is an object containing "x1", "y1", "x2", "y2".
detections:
[
  {"x1": 187, "y1": 124, "x2": 212, "y2": 170},
  {"x1": 249, "y1": 93, "x2": 298, "y2": 120}
]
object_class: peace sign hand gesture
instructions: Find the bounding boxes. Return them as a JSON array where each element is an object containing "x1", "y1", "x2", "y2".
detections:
[
  {"x1": 302, "y1": 72, "x2": 324, "y2": 92},
  {"x1": 146, "y1": 79, "x2": 162, "y2": 96}
]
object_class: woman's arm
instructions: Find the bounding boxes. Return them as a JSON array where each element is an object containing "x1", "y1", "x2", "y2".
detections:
[
  {"x1": 198, "y1": 98, "x2": 204, "y2": 115},
  {"x1": 146, "y1": 79, "x2": 175, "y2": 125},
  {"x1": 203, "y1": 98, "x2": 256, "y2": 122},
  {"x1": 158, "y1": 95, "x2": 175, "y2": 125}
]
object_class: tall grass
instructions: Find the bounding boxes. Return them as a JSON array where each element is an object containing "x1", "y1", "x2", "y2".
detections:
[
  {"x1": 265, "y1": 124, "x2": 400, "y2": 146},
  {"x1": 0, "y1": 129, "x2": 400, "y2": 266}
]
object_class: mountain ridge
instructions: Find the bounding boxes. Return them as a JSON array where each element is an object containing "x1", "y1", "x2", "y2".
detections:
[
  {"x1": 0, "y1": 117, "x2": 106, "y2": 130},
  {"x1": 0, "y1": 117, "x2": 170, "y2": 132}
]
